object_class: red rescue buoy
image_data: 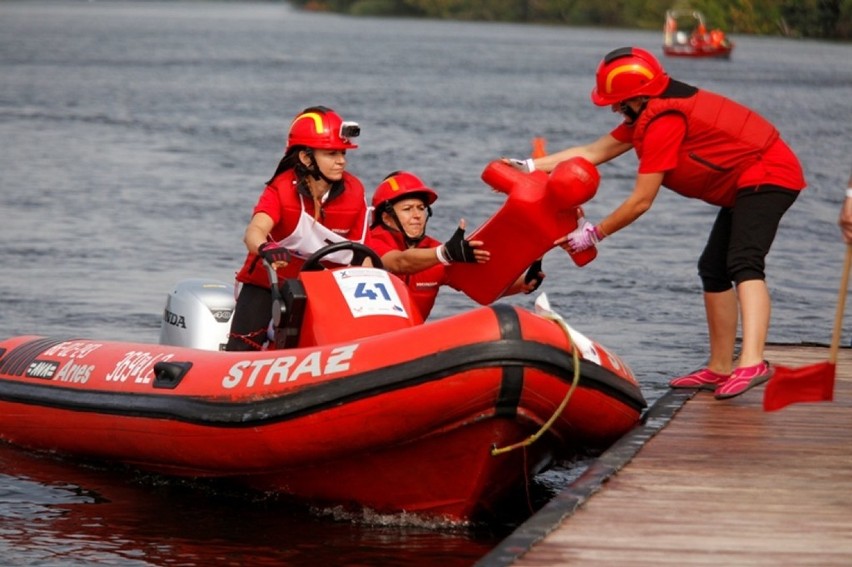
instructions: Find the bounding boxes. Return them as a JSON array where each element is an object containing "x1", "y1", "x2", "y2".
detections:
[{"x1": 446, "y1": 157, "x2": 600, "y2": 305}]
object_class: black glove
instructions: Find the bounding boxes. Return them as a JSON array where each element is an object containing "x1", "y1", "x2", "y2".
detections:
[
  {"x1": 258, "y1": 242, "x2": 291, "y2": 265},
  {"x1": 524, "y1": 259, "x2": 544, "y2": 293},
  {"x1": 442, "y1": 226, "x2": 477, "y2": 263}
]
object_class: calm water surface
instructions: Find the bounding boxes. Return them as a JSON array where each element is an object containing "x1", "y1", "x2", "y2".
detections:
[{"x1": 1, "y1": 1, "x2": 851, "y2": 564}]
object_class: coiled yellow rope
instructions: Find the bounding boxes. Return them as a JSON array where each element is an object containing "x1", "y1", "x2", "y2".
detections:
[{"x1": 490, "y1": 314, "x2": 581, "y2": 456}]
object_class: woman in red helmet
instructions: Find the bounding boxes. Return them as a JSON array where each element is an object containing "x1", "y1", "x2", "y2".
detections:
[
  {"x1": 226, "y1": 106, "x2": 370, "y2": 351},
  {"x1": 369, "y1": 171, "x2": 544, "y2": 320},
  {"x1": 509, "y1": 46, "x2": 805, "y2": 400}
]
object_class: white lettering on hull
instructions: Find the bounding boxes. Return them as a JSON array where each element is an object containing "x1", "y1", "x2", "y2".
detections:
[
  {"x1": 222, "y1": 344, "x2": 358, "y2": 389},
  {"x1": 106, "y1": 351, "x2": 175, "y2": 384},
  {"x1": 55, "y1": 361, "x2": 94, "y2": 384},
  {"x1": 43, "y1": 341, "x2": 103, "y2": 359}
]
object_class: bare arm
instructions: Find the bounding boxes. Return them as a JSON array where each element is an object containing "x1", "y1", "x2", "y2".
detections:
[
  {"x1": 533, "y1": 133, "x2": 633, "y2": 173},
  {"x1": 380, "y1": 247, "x2": 443, "y2": 274},
  {"x1": 381, "y1": 219, "x2": 490, "y2": 274},
  {"x1": 597, "y1": 172, "x2": 664, "y2": 237},
  {"x1": 243, "y1": 212, "x2": 275, "y2": 254},
  {"x1": 503, "y1": 275, "x2": 527, "y2": 296},
  {"x1": 555, "y1": 172, "x2": 664, "y2": 250},
  {"x1": 504, "y1": 265, "x2": 543, "y2": 296}
]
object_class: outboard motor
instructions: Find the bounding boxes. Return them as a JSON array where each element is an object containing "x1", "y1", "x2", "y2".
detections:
[{"x1": 159, "y1": 279, "x2": 235, "y2": 351}]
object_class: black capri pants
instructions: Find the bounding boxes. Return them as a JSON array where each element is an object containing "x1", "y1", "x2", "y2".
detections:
[{"x1": 698, "y1": 185, "x2": 799, "y2": 293}]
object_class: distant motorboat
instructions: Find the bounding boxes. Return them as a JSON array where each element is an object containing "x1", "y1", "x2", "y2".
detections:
[{"x1": 663, "y1": 9, "x2": 734, "y2": 59}]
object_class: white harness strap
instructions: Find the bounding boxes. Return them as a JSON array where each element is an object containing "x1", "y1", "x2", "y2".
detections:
[{"x1": 275, "y1": 194, "x2": 369, "y2": 264}]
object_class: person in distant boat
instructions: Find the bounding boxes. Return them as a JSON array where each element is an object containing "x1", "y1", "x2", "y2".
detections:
[
  {"x1": 369, "y1": 171, "x2": 544, "y2": 320},
  {"x1": 710, "y1": 29, "x2": 727, "y2": 48},
  {"x1": 226, "y1": 106, "x2": 370, "y2": 351},
  {"x1": 839, "y1": 172, "x2": 852, "y2": 243},
  {"x1": 507, "y1": 46, "x2": 805, "y2": 400},
  {"x1": 691, "y1": 22, "x2": 708, "y2": 45}
]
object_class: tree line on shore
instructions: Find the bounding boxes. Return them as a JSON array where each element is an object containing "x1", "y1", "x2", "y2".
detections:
[{"x1": 291, "y1": 0, "x2": 852, "y2": 40}]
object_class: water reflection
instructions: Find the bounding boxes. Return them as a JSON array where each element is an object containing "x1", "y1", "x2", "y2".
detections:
[{"x1": 0, "y1": 442, "x2": 524, "y2": 565}]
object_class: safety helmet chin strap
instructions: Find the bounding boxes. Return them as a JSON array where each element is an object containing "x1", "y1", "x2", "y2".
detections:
[
  {"x1": 619, "y1": 97, "x2": 649, "y2": 125},
  {"x1": 298, "y1": 149, "x2": 336, "y2": 185},
  {"x1": 383, "y1": 204, "x2": 431, "y2": 248}
]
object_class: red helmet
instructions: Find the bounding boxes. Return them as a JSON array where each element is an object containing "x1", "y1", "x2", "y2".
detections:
[
  {"x1": 590, "y1": 47, "x2": 669, "y2": 106},
  {"x1": 372, "y1": 171, "x2": 438, "y2": 210},
  {"x1": 287, "y1": 106, "x2": 359, "y2": 151}
]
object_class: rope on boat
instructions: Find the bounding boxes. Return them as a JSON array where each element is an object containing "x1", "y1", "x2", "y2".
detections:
[
  {"x1": 228, "y1": 327, "x2": 268, "y2": 351},
  {"x1": 490, "y1": 313, "x2": 581, "y2": 456}
]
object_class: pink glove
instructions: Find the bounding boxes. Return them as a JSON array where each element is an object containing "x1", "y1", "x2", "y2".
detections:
[
  {"x1": 258, "y1": 242, "x2": 291, "y2": 265},
  {"x1": 566, "y1": 219, "x2": 604, "y2": 252}
]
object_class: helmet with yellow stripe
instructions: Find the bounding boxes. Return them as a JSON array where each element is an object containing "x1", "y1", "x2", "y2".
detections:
[
  {"x1": 371, "y1": 171, "x2": 438, "y2": 231},
  {"x1": 591, "y1": 47, "x2": 669, "y2": 106},
  {"x1": 372, "y1": 171, "x2": 438, "y2": 210},
  {"x1": 286, "y1": 106, "x2": 359, "y2": 151}
]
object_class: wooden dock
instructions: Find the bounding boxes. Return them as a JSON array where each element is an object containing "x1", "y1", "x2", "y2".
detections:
[{"x1": 477, "y1": 344, "x2": 852, "y2": 566}]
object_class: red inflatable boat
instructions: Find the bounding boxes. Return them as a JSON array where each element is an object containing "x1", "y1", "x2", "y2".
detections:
[{"x1": 0, "y1": 243, "x2": 645, "y2": 522}]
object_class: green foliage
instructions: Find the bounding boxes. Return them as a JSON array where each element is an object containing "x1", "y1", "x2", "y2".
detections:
[
  {"x1": 402, "y1": 0, "x2": 528, "y2": 21},
  {"x1": 286, "y1": 0, "x2": 852, "y2": 38},
  {"x1": 349, "y1": 0, "x2": 421, "y2": 16},
  {"x1": 778, "y1": 0, "x2": 847, "y2": 38}
]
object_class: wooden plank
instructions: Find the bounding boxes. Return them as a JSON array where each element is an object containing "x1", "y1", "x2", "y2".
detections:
[{"x1": 479, "y1": 345, "x2": 852, "y2": 566}]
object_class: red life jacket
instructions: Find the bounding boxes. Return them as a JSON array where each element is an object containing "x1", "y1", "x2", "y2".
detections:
[
  {"x1": 632, "y1": 86, "x2": 780, "y2": 207},
  {"x1": 235, "y1": 169, "x2": 368, "y2": 288},
  {"x1": 368, "y1": 224, "x2": 449, "y2": 320}
]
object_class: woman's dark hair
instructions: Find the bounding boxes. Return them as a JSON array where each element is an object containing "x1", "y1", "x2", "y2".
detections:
[
  {"x1": 265, "y1": 145, "x2": 345, "y2": 199},
  {"x1": 264, "y1": 105, "x2": 343, "y2": 190},
  {"x1": 266, "y1": 146, "x2": 305, "y2": 185}
]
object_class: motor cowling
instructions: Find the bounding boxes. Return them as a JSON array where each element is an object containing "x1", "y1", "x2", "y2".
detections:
[{"x1": 158, "y1": 279, "x2": 235, "y2": 351}]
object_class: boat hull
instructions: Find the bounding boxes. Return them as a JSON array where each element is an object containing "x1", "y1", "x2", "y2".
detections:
[
  {"x1": 0, "y1": 304, "x2": 645, "y2": 521},
  {"x1": 663, "y1": 44, "x2": 733, "y2": 58}
]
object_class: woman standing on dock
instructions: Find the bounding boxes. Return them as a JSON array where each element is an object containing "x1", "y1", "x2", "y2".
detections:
[{"x1": 508, "y1": 46, "x2": 806, "y2": 400}]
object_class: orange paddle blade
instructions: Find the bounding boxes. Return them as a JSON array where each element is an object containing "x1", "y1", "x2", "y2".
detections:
[{"x1": 762, "y1": 362, "x2": 835, "y2": 412}]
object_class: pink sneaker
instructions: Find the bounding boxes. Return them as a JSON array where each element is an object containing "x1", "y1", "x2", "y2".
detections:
[
  {"x1": 669, "y1": 368, "x2": 730, "y2": 390},
  {"x1": 714, "y1": 361, "x2": 773, "y2": 399}
]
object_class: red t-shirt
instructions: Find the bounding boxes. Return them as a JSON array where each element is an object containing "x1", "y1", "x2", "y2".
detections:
[
  {"x1": 235, "y1": 170, "x2": 369, "y2": 287},
  {"x1": 369, "y1": 225, "x2": 450, "y2": 320},
  {"x1": 611, "y1": 115, "x2": 805, "y2": 191}
]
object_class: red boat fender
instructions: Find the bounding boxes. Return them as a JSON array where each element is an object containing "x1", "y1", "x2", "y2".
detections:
[{"x1": 446, "y1": 157, "x2": 600, "y2": 305}]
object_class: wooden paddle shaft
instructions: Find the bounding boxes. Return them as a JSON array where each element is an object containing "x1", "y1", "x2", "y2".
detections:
[{"x1": 829, "y1": 244, "x2": 852, "y2": 364}]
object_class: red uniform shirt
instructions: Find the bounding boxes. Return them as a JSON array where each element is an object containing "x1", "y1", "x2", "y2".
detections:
[
  {"x1": 611, "y1": 88, "x2": 805, "y2": 207},
  {"x1": 369, "y1": 225, "x2": 453, "y2": 320},
  {"x1": 235, "y1": 169, "x2": 369, "y2": 288}
]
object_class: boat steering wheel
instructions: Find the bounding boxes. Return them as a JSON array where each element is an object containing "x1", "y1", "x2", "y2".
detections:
[{"x1": 300, "y1": 241, "x2": 384, "y2": 272}]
